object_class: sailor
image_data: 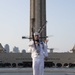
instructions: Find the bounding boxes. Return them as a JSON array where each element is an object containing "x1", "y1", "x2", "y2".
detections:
[{"x1": 28, "y1": 32, "x2": 48, "y2": 75}]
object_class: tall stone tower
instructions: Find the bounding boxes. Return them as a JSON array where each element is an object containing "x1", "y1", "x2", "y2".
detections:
[{"x1": 30, "y1": 0, "x2": 46, "y2": 41}]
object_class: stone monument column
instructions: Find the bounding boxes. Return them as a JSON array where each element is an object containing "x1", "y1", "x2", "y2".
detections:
[{"x1": 30, "y1": 0, "x2": 46, "y2": 41}]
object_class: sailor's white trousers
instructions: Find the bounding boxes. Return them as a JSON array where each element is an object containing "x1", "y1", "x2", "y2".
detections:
[{"x1": 32, "y1": 57, "x2": 44, "y2": 75}]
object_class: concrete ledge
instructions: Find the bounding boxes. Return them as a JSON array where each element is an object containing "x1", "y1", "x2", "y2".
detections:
[{"x1": 0, "y1": 68, "x2": 75, "y2": 73}]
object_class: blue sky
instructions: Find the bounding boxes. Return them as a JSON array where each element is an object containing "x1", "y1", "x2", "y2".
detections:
[{"x1": 0, "y1": 0, "x2": 75, "y2": 52}]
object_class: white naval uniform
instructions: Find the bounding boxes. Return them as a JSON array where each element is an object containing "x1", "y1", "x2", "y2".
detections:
[{"x1": 28, "y1": 41, "x2": 48, "y2": 75}]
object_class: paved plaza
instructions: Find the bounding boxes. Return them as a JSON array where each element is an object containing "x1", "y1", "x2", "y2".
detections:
[{"x1": 0, "y1": 68, "x2": 75, "y2": 75}]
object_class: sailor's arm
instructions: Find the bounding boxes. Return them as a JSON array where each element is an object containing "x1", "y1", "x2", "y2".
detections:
[
  {"x1": 28, "y1": 46, "x2": 32, "y2": 52},
  {"x1": 44, "y1": 43, "x2": 48, "y2": 61},
  {"x1": 28, "y1": 41, "x2": 34, "y2": 52},
  {"x1": 44, "y1": 43, "x2": 48, "y2": 57}
]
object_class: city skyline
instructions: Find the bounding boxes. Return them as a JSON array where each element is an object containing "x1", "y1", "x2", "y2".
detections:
[
  {"x1": 0, "y1": 0, "x2": 75, "y2": 52},
  {"x1": 4, "y1": 43, "x2": 26, "y2": 53}
]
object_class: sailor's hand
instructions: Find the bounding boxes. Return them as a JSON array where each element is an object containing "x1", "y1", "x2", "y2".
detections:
[
  {"x1": 45, "y1": 39, "x2": 48, "y2": 43},
  {"x1": 45, "y1": 57, "x2": 48, "y2": 61}
]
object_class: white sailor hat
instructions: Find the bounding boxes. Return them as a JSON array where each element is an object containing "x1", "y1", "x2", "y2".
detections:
[{"x1": 34, "y1": 32, "x2": 39, "y2": 36}]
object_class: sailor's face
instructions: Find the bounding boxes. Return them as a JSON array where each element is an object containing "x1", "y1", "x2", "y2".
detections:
[{"x1": 34, "y1": 35, "x2": 39, "y2": 40}]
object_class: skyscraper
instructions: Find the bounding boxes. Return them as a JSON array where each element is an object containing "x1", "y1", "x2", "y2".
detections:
[
  {"x1": 30, "y1": 0, "x2": 46, "y2": 41},
  {"x1": 4, "y1": 44, "x2": 10, "y2": 53},
  {"x1": 13, "y1": 46, "x2": 19, "y2": 53}
]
